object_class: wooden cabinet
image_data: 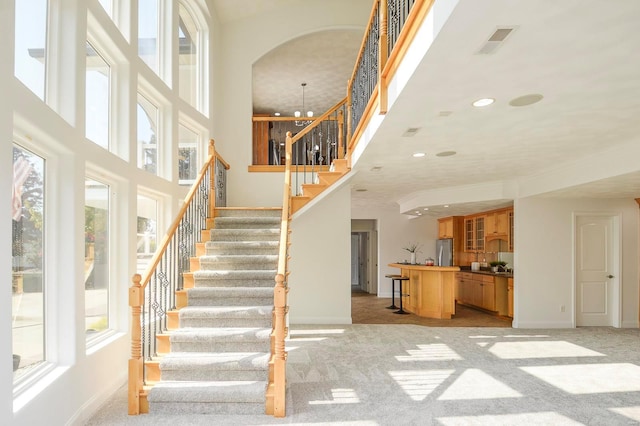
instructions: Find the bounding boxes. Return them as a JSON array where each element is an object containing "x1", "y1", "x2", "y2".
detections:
[
  {"x1": 438, "y1": 217, "x2": 454, "y2": 239},
  {"x1": 464, "y1": 216, "x2": 485, "y2": 252},
  {"x1": 507, "y1": 277, "x2": 514, "y2": 317},
  {"x1": 485, "y1": 209, "x2": 509, "y2": 237},
  {"x1": 481, "y1": 275, "x2": 495, "y2": 311},
  {"x1": 508, "y1": 210, "x2": 514, "y2": 252}
]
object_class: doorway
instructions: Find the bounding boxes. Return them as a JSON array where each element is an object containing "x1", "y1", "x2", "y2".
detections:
[
  {"x1": 575, "y1": 214, "x2": 620, "y2": 327},
  {"x1": 351, "y1": 219, "x2": 378, "y2": 294}
]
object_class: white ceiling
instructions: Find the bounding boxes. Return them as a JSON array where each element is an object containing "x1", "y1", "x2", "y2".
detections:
[{"x1": 212, "y1": 0, "x2": 640, "y2": 217}]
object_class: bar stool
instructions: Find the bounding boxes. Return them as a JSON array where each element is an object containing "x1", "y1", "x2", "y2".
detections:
[
  {"x1": 393, "y1": 276, "x2": 410, "y2": 315},
  {"x1": 384, "y1": 274, "x2": 402, "y2": 309}
]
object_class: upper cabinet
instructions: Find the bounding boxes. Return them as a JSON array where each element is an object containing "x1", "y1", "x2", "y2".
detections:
[
  {"x1": 485, "y1": 208, "x2": 509, "y2": 238},
  {"x1": 464, "y1": 215, "x2": 485, "y2": 252}
]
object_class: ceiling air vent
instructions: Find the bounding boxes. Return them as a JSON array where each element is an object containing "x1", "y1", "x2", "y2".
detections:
[
  {"x1": 477, "y1": 27, "x2": 515, "y2": 54},
  {"x1": 402, "y1": 127, "x2": 421, "y2": 137}
]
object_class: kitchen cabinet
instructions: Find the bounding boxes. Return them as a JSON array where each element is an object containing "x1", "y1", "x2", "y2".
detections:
[
  {"x1": 485, "y1": 209, "x2": 509, "y2": 237},
  {"x1": 481, "y1": 275, "x2": 495, "y2": 311},
  {"x1": 464, "y1": 216, "x2": 485, "y2": 252},
  {"x1": 507, "y1": 277, "x2": 514, "y2": 317},
  {"x1": 438, "y1": 216, "x2": 464, "y2": 264},
  {"x1": 438, "y1": 217, "x2": 453, "y2": 239},
  {"x1": 392, "y1": 264, "x2": 458, "y2": 319},
  {"x1": 456, "y1": 272, "x2": 503, "y2": 313},
  {"x1": 508, "y1": 210, "x2": 514, "y2": 252}
]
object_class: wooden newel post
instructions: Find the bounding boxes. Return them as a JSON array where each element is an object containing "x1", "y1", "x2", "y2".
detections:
[
  {"x1": 128, "y1": 274, "x2": 144, "y2": 415},
  {"x1": 337, "y1": 109, "x2": 344, "y2": 159},
  {"x1": 273, "y1": 273, "x2": 288, "y2": 417},
  {"x1": 208, "y1": 139, "x2": 216, "y2": 214}
]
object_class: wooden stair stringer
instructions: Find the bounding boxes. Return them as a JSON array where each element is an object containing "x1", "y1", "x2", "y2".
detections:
[{"x1": 291, "y1": 168, "x2": 356, "y2": 216}]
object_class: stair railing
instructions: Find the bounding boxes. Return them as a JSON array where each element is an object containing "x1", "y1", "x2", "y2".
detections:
[
  {"x1": 288, "y1": 98, "x2": 347, "y2": 196},
  {"x1": 347, "y1": 0, "x2": 432, "y2": 160},
  {"x1": 128, "y1": 139, "x2": 230, "y2": 415}
]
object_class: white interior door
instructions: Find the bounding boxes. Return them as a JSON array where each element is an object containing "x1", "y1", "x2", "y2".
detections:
[{"x1": 575, "y1": 215, "x2": 616, "y2": 326}]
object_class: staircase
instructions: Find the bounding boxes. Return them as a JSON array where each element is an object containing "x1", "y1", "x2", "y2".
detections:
[
  {"x1": 146, "y1": 207, "x2": 281, "y2": 415},
  {"x1": 290, "y1": 158, "x2": 350, "y2": 214}
]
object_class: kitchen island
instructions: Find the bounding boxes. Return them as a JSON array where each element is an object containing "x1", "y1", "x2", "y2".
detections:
[{"x1": 389, "y1": 263, "x2": 460, "y2": 319}]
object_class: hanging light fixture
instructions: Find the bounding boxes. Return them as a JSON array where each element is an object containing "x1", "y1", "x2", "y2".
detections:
[{"x1": 294, "y1": 82, "x2": 313, "y2": 126}]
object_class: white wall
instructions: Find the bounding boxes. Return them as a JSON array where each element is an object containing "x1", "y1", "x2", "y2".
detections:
[
  {"x1": 213, "y1": 0, "x2": 371, "y2": 207},
  {"x1": 289, "y1": 185, "x2": 352, "y2": 324},
  {"x1": 514, "y1": 197, "x2": 639, "y2": 328},
  {"x1": 352, "y1": 206, "x2": 437, "y2": 297}
]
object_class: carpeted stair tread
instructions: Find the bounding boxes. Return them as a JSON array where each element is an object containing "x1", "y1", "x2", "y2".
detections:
[
  {"x1": 199, "y1": 255, "x2": 278, "y2": 271},
  {"x1": 148, "y1": 380, "x2": 267, "y2": 403},
  {"x1": 215, "y1": 208, "x2": 281, "y2": 218},
  {"x1": 170, "y1": 327, "x2": 272, "y2": 343},
  {"x1": 205, "y1": 241, "x2": 279, "y2": 255},
  {"x1": 213, "y1": 217, "x2": 280, "y2": 229},
  {"x1": 210, "y1": 228, "x2": 280, "y2": 241},
  {"x1": 188, "y1": 287, "x2": 273, "y2": 299},
  {"x1": 160, "y1": 352, "x2": 270, "y2": 371},
  {"x1": 192, "y1": 270, "x2": 276, "y2": 288},
  {"x1": 179, "y1": 305, "x2": 273, "y2": 319}
]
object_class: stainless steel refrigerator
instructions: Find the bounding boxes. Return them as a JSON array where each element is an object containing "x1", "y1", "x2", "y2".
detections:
[{"x1": 436, "y1": 238, "x2": 454, "y2": 266}]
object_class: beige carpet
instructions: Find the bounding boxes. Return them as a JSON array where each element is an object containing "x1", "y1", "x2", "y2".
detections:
[{"x1": 87, "y1": 324, "x2": 640, "y2": 425}]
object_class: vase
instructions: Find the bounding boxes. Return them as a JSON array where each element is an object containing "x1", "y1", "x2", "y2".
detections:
[{"x1": 410, "y1": 252, "x2": 416, "y2": 264}]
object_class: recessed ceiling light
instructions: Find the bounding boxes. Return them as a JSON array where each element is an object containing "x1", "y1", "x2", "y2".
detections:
[
  {"x1": 274, "y1": 112, "x2": 281, "y2": 116},
  {"x1": 423, "y1": 207, "x2": 429, "y2": 211},
  {"x1": 402, "y1": 127, "x2": 421, "y2": 137},
  {"x1": 509, "y1": 94, "x2": 543, "y2": 107},
  {"x1": 355, "y1": 188, "x2": 368, "y2": 192},
  {"x1": 412, "y1": 152, "x2": 426, "y2": 158},
  {"x1": 444, "y1": 205, "x2": 450, "y2": 208},
  {"x1": 472, "y1": 98, "x2": 495, "y2": 107},
  {"x1": 370, "y1": 166, "x2": 383, "y2": 171},
  {"x1": 436, "y1": 151, "x2": 456, "y2": 157}
]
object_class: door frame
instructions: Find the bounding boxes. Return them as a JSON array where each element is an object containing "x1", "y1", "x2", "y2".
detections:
[
  {"x1": 351, "y1": 220, "x2": 378, "y2": 295},
  {"x1": 572, "y1": 212, "x2": 622, "y2": 328}
]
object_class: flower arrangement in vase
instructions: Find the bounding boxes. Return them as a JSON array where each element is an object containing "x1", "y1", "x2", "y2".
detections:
[{"x1": 403, "y1": 242, "x2": 422, "y2": 264}]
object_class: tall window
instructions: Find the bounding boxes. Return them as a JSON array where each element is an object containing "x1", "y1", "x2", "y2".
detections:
[
  {"x1": 138, "y1": 0, "x2": 159, "y2": 74},
  {"x1": 84, "y1": 179, "x2": 110, "y2": 339},
  {"x1": 178, "y1": 123, "x2": 199, "y2": 185},
  {"x1": 136, "y1": 195, "x2": 158, "y2": 274},
  {"x1": 12, "y1": 145, "x2": 46, "y2": 382},
  {"x1": 85, "y1": 42, "x2": 111, "y2": 149},
  {"x1": 98, "y1": 0, "x2": 113, "y2": 17},
  {"x1": 178, "y1": 3, "x2": 199, "y2": 108},
  {"x1": 137, "y1": 94, "x2": 159, "y2": 175},
  {"x1": 14, "y1": 0, "x2": 48, "y2": 100}
]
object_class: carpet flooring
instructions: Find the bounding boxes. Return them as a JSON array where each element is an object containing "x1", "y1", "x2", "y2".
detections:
[{"x1": 87, "y1": 312, "x2": 640, "y2": 425}]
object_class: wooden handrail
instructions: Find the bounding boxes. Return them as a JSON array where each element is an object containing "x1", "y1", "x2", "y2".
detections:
[
  {"x1": 290, "y1": 97, "x2": 347, "y2": 144},
  {"x1": 137, "y1": 139, "x2": 228, "y2": 291}
]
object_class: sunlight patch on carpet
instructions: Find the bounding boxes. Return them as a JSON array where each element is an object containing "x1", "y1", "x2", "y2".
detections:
[
  {"x1": 489, "y1": 340, "x2": 605, "y2": 359},
  {"x1": 389, "y1": 369, "x2": 454, "y2": 401},
  {"x1": 521, "y1": 363, "x2": 640, "y2": 394},
  {"x1": 309, "y1": 388, "x2": 360, "y2": 405},
  {"x1": 437, "y1": 368, "x2": 521, "y2": 400},
  {"x1": 437, "y1": 411, "x2": 583, "y2": 425},
  {"x1": 396, "y1": 343, "x2": 462, "y2": 362}
]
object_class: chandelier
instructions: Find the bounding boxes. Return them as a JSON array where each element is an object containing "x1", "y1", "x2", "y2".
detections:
[{"x1": 294, "y1": 83, "x2": 313, "y2": 126}]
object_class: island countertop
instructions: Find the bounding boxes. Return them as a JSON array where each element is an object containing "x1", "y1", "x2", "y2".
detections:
[
  {"x1": 389, "y1": 263, "x2": 460, "y2": 272},
  {"x1": 388, "y1": 263, "x2": 459, "y2": 319}
]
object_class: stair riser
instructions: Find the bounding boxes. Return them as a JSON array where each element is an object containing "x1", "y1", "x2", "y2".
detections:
[
  {"x1": 210, "y1": 231, "x2": 279, "y2": 241},
  {"x1": 187, "y1": 298, "x2": 273, "y2": 307},
  {"x1": 161, "y1": 369, "x2": 268, "y2": 382},
  {"x1": 180, "y1": 318, "x2": 272, "y2": 328},
  {"x1": 172, "y1": 342, "x2": 270, "y2": 353},
  {"x1": 215, "y1": 209, "x2": 281, "y2": 218},
  {"x1": 149, "y1": 402, "x2": 264, "y2": 415},
  {"x1": 199, "y1": 261, "x2": 277, "y2": 271},
  {"x1": 205, "y1": 247, "x2": 279, "y2": 255},
  {"x1": 213, "y1": 220, "x2": 280, "y2": 230},
  {"x1": 193, "y1": 279, "x2": 275, "y2": 288}
]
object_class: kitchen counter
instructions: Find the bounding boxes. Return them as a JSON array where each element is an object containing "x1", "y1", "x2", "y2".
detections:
[
  {"x1": 458, "y1": 266, "x2": 513, "y2": 278},
  {"x1": 389, "y1": 263, "x2": 460, "y2": 319}
]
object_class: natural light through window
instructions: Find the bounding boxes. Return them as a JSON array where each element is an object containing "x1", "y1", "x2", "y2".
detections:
[
  {"x1": 389, "y1": 370, "x2": 454, "y2": 401},
  {"x1": 395, "y1": 343, "x2": 462, "y2": 362},
  {"x1": 488, "y1": 341, "x2": 605, "y2": 359},
  {"x1": 178, "y1": 3, "x2": 199, "y2": 109},
  {"x1": 85, "y1": 42, "x2": 111, "y2": 149},
  {"x1": 137, "y1": 94, "x2": 159, "y2": 175},
  {"x1": 85, "y1": 179, "x2": 110, "y2": 339},
  {"x1": 138, "y1": 0, "x2": 159, "y2": 74},
  {"x1": 437, "y1": 368, "x2": 522, "y2": 400},
  {"x1": 14, "y1": 0, "x2": 48, "y2": 100},
  {"x1": 437, "y1": 412, "x2": 583, "y2": 426},
  {"x1": 309, "y1": 388, "x2": 360, "y2": 405},
  {"x1": 610, "y1": 407, "x2": 640, "y2": 422},
  {"x1": 98, "y1": 0, "x2": 112, "y2": 17},
  {"x1": 12, "y1": 144, "x2": 46, "y2": 382},
  {"x1": 136, "y1": 194, "x2": 158, "y2": 274},
  {"x1": 178, "y1": 123, "x2": 199, "y2": 186},
  {"x1": 520, "y1": 363, "x2": 640, "y2": 394}
]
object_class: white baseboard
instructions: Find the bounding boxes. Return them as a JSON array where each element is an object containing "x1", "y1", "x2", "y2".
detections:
[
  {"x1": 622, "y1": 320, "x2": 640, "y2": 328},
  {"x1": 513, "y1": 320, "x2": 575, "y2": 329},
  {"x1": 67, "y1": 371, "x2": 127, "y2": 426},
  {"x1": 291, "y1": 316, "x2": 353, "y2": 325}
]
